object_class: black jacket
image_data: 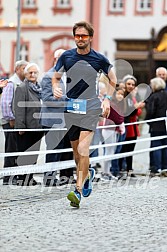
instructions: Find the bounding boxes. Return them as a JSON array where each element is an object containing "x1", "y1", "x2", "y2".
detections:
[
  {"x1": 14, "y1": 79, "x2": 42, "y2": 129},
  {"x1": 145, "y1": 89, "x2": 167, "y2": 133}
]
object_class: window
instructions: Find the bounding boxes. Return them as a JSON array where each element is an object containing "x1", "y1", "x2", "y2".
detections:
[
  {"x1": 163, "y1": 0, "x2": 167, "y2": 14},
  {"x1": 21, "y1": 0, "x2": 38, "y2": 14},
  {"x1": 52, "y1": 0, "x2": 72, "y2": 14},
  {"x1": 57, "y1": 0, "x2": 71, "y2": 8},
  {"x1": 108, "y1": 0, "x2": 125, "y2": 14},
  {"x1": 19, "y1": 44, "x2": 29, "y2": 61},
  {"x1": 136, "y1": 0, "x2": 152, "y2": 13},
  {"x1": 109, "y1": 0, "x2": 124, "y2": 12},
  {"x1": 11, "y1": 41, "x2": 29, "y2": 71},
  {"x1": 23, "y1": 0, "x2": 36, "y2": 8}
]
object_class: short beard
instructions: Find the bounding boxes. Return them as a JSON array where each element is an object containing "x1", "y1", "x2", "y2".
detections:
[{"x1": 77, "y1": 43, "x2": 87, "y2": 49}]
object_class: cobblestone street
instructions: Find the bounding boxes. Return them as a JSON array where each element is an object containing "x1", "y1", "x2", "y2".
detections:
[{"x1": 0, "y1": 177, "x2": 167, "y2": 252}]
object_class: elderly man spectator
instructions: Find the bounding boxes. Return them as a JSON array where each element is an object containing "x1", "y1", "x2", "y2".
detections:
[
  {"x1": 40, "y1": 49, "x2": 75, "y2": 186},
  {"x1": 156, "y1": 67, "x2": 167, "y2": 90},
  {"x1": 147, "y1": 67, "x2": 167, "y2": 173},
  {"x1": 1, "y1": 60, "x2": 28, "y2": 185},
  {"x1": 145, "y1": 77, "x2": 167, "y2": 174}
]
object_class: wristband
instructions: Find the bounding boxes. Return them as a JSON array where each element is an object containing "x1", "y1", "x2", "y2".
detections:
[{"x1": 104, "y1": 95, "x2": 112, "y2": 101}]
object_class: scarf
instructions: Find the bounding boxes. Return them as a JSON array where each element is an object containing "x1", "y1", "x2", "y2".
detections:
[{"x1": 27, "y1": 80, "x2": 42, "y2": 99}]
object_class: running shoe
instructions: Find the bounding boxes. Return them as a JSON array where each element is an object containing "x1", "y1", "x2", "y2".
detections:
[
  {"x1": 82, "y1": 168, "x2": 95, "y2": 197},
  {"x1": 67, "y1": 189, "x2": 81, "y2": 208}
]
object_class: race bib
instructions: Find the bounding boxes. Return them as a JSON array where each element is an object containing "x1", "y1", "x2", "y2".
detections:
[{"x1": 67, "y1": 98, "x2": 87, "y2": 114}]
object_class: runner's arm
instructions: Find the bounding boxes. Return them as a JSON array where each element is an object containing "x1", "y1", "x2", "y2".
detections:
[
  {"x1": 52, "y1": 71, "x2": 63, "y2": 99},
  {"x1": 107, "y1": 68, "x2": 117, "y2": 96},
  {"x1": 101, "y1": 68, "x2": 117, "y2": 118}
]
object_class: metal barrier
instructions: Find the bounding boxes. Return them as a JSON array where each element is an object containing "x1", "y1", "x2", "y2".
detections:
[{"x1": 0, "y1": 117, "x2": 166, "y2": 177}]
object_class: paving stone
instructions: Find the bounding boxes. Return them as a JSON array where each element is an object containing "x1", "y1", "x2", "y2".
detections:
[{"x1": 0, "y1": 177, "x2": 167, "y2": 252}]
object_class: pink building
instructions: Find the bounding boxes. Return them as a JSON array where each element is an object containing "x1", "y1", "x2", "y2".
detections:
[{"x1": 0, "y1": 0, "x2": 167, "y2": 83}]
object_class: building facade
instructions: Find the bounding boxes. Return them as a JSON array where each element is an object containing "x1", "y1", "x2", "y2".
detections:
[{"x1": 0, "y1": 0, "x2": 167, "y2": 83}]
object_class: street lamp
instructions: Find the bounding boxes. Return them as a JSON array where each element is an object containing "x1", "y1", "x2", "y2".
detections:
[
  {"x1": 16, "y1": 0, "x2": 21, "y2": 61},
  {"x1": 148, "y1": 27, "x2": 155, "y2": 81}
]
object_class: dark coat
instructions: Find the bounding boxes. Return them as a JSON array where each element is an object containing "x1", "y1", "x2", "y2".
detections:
[
  {"x1": 145, "y1": 89, "x2": 167, "y2": 133},
  {"x1": 14, "y1": 79, "x2": 42, "y2": 129}
]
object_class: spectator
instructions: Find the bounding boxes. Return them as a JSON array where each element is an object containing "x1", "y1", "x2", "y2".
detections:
[
  {"x1": 147, "y1": 67, "x2": 167, "y2": 173},
  {"x1": 156, "y1": 67, "x2": 167, "y2": 90},
  {"x1": 101, "y1": 87, "x2": 125, "y2": 180},
  {"x1": 119, "y1": 75, "x2": 144, "y2": 178},
  {"x1": 40, "y1": 48, "x2": 75, "y2": 186},
  {"x1": 14, "y1": 63, "x2": 43, "y2": 186},
  {"x1": 110, "y1": 87, "x2": 126, "y2": 178},
  {"x1": 1, "y1": 60, "x2": 28, "y2": 185},
  {"x1": 110, "y1": 81, "x2": 126, "y2": 178},
  {"x1": 145, "y1": 77, "x2": 167, "y2": 174},
  {"x1": 117, "y1": 80, "x2": 125, "y2": 92}
]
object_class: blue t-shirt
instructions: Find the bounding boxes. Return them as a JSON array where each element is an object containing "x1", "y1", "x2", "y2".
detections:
[{"x1": 54, "y1": 48, "x2": 113, "y2": 110}]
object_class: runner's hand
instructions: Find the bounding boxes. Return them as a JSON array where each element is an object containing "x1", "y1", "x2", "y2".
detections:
[{"x1": 53, "y1": 87, "x2": 63, "y2": 99}]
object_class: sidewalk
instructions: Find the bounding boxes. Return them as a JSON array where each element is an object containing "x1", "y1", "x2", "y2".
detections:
[{"x1": 0, "y1": 177, "x2": 167, "y2": 252}]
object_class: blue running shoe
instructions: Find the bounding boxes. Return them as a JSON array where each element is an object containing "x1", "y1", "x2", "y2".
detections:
[
  {"x1": 67, "y1": 189, "x2": 81, "y2": 208},
  {"x1": 82, "y1": 168, "x2": 95, "y2": 197}
]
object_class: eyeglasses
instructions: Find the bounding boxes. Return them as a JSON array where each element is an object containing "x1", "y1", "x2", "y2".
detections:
[{"x1": 74, "y1": 34, "x2": 90, "y2": 40}]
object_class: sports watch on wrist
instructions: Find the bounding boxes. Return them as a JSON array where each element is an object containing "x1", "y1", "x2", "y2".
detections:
[{"x1": 104, "y1": 95, "x2": 112, "y2": 101}]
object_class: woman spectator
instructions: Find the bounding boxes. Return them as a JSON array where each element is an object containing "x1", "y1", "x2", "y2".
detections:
[
  {"x1": 110, "y1": 87, "x2": 126, "y2": 178},
  {"x1": 119, "y1": 75, "x2": 144, "y2": 177},
  {"x1": 96, "y1": 74, "x2": 125, "y2": 180},
  {"x1": 145, "y1": 77, "x2": 167, "y2": 174},
  {"x1": 14, "y1": 63, "x2": 43, "y2": 186},
  {"x1": 101, "y1": 86, "x2": 125, "y2": 180}
]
